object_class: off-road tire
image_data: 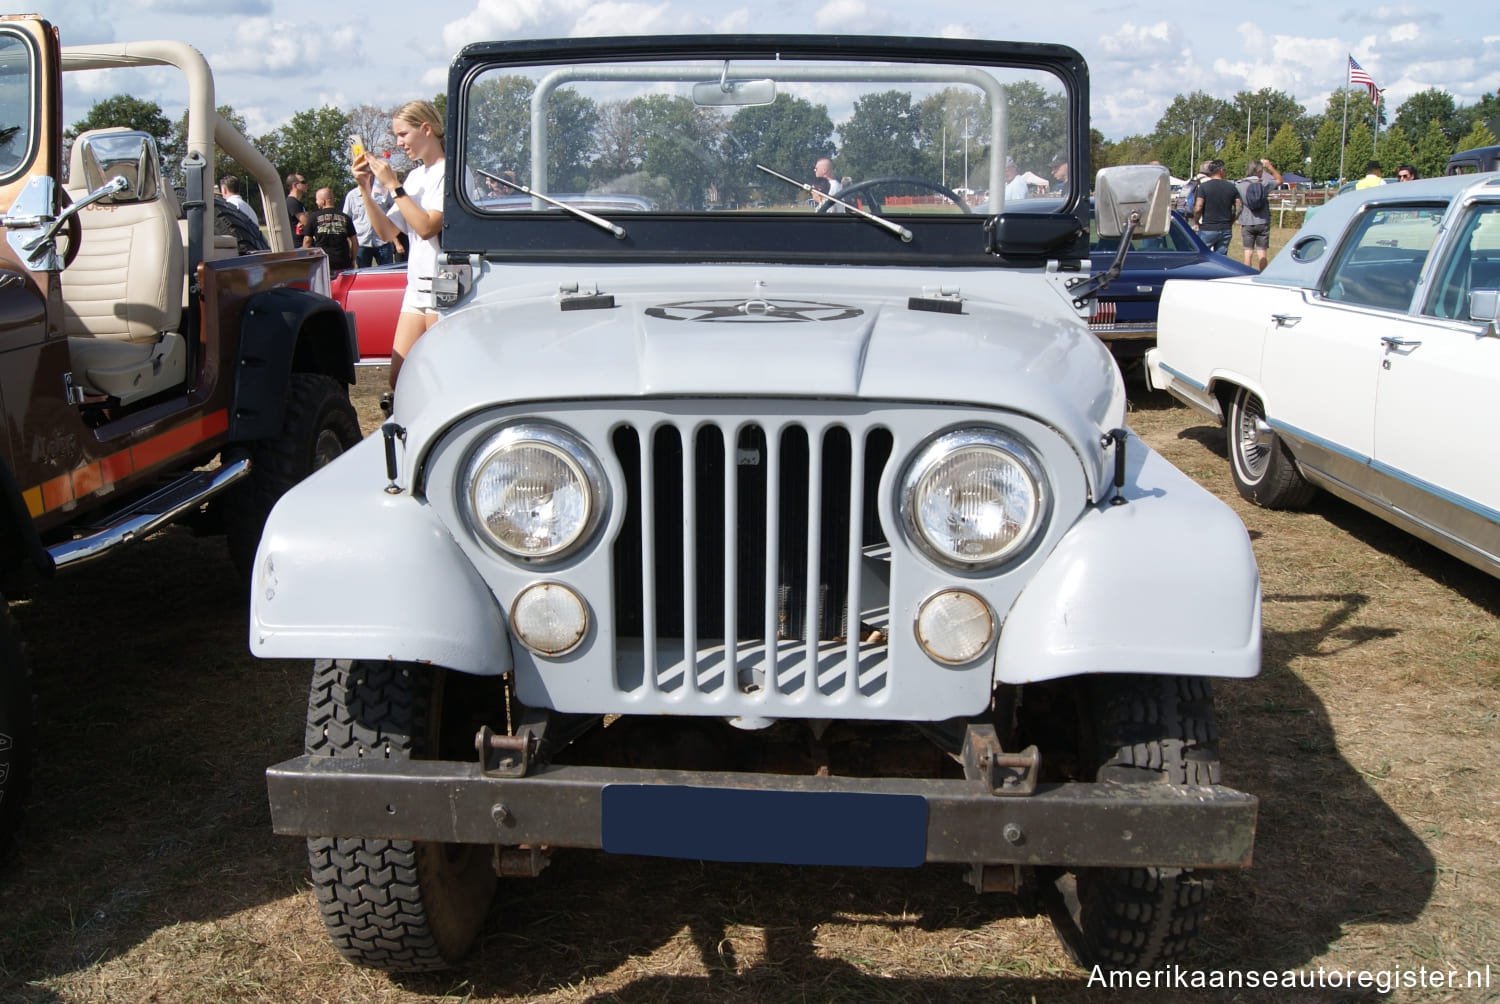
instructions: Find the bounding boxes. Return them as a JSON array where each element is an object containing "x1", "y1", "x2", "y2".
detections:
[
  {"x1": 1048, "y1": 674, "x2": 1221, "y2": 972},
  {"x1": 0, "y1": 604, "x2": 33, "y2": 857},
  {"x1": 304, "y1": 659, "x2": 497, "y2": 972},
  {"x1": 224, "y1": 372, "x2": 360, "y2": 578},
  {"x1": 1226, "y1": 387, "x2": 1316, "y2": 509},
  {"x1": 214, "y1": 195, "x2": 269, "y2": 255}
]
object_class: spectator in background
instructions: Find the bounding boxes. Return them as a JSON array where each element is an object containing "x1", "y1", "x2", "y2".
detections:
[
  {"x1": 1235, "y1": 158, "x2": 1283, "y2": 271},
  {"x1": 1003, "y1": 157, "x2": 1029, "y2": 202},
  {"x1": 219, "y1": 175, "x2": 258, "y2": 225},
  {"x1": 344, "y1": 178, "x2": 395, "y2": 267},
  {"x1": 1354, "y1": 160, "x2": 1384, "y2": 190},
  {"x1": 1050, "y1": 152, "x2": 1069, "y2": 194},
  {"x1": 302, "y1": 187, "x2": 358, "y2": 272},
  {"x1": 1397, "y1": 164, "x2": 1419, "y2": 181},
  {"x1": 285, "y1": 172, "x2": 309, "y2": 240},
  {"x1": 1193, "y1": 159, "x2": 1239, "y2": 255},
  {"x1": 814, "y1": 157, "x2": 841, "y2": 196}
]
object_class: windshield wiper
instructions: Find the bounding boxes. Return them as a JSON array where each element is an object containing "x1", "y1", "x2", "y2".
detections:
[
  {"x1": 479, "y1": 169, "x2": 626, "y2": 240},
  {"x1": 755, "y1": 164, "x2": 913, "y2": 243}
]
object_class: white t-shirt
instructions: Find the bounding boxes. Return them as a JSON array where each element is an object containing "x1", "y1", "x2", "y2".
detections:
[{"x1": 387, "y1": 160, "x2": 445, "y2": 304}]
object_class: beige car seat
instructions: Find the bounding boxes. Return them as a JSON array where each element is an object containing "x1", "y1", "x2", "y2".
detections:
[{"x1": 60, "y1": 128, "x2": 188, "y2": 405}]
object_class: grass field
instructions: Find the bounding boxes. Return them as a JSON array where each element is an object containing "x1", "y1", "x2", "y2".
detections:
[{"x1": 2, "y1": 238, "x2": 1497, "y2": 1001}]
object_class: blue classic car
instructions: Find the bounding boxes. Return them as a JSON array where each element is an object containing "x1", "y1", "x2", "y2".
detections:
[{"x1": 980, "y1": 195, "x2": 1257, "y2": 362}]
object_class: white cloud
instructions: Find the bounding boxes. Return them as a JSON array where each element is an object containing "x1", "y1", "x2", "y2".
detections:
[
  {"x1": 140, "y1": 0, "x2": 271, "y2": 13},
  {"x1": 442, "y1": 0, "x2": 591, "y2": 50},
  {"x1": 211, "y1": 19, "x2": 358, "y2": 74},
  {"x1": 571, "y1": 3, "x2": 706, "y2": 35}
]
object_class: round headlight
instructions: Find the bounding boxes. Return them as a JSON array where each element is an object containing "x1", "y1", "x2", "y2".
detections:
[
  {"x1": 901, "y1": 428, "x2": 1048, "y2": 569},
  {"x1": 465, "y1": 424, "x2": 607, "y2": 560}
]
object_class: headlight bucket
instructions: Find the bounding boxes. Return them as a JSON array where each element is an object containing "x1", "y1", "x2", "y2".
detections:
[
  {"x1": 899, "y1": 427, "x2": 1049, "y2": 570},
  {"x1": 463, "y1": 422, "x2": 608, "y2": 562}
]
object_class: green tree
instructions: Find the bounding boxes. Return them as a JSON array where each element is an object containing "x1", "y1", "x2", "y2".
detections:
[
  {"x1": 838, "y1": 89, "x2": 924, "y2": 180},
  {"x1": 1309, "y1": 115, "x2": 1343, "y2": 183},
  {"x1": 1392, "y1": 88, "x2": 1460, "y2": 145},
  {"x1": 464, "y1": 76, "x2": 597, "y2": 193},
  {"x1": 1151, "y1": 91, "x2": 1238, "y2": 179},
  {"x1": 466, "y1": 74, "x2": 534, "y2": 184},
  {"x1": 628, "y1": 94, "x2": 725, "y2": 210},
  {"x1": 1344, "y1": 121, "x2": 1375, "y2": 180},
  {"x1": 1000, "y1": 80, "x2": 1065, "y2": 178},
  {"x1": 1266, "y1": 122, "x2": 1304, "y2": 177},
  {"x1": 1375, "y1": 128, "x2": 1414, "y2": 175},
  {"x1": 1454, "y1": 120, "x2": 1498, "y2": 156},
  {"x1": 915, "y1": 87, "x2": 991, "y2": 187},
  {"x1": 268, "y1": 105, "x2": 352, "y2": 196},
  {"x1": 65, "y1": 94, "x2": 177, "y2": 186},
  {"x1": 1415, "y1": 119, "x2": 1453, "y2": 179},
  {"x1": 1230, "y1": 88, "x2": 1308, "y2": 160},
  {"x1": 722, "y1": 94, "x2": 835, "y2": 204},
  {"x1": 1096, "y1": 134, "x2": 1157, "y2": 170}
]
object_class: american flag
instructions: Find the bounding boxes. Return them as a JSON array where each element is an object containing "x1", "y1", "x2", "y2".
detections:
[{"x1": 1348, "y1": 56, "x2": 1379, "y2": 101}]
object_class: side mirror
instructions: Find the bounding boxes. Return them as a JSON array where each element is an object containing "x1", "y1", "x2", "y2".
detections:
[
  {"x1": 1095, "y1": 164, "x2": 1171, "y2": 239},
  {"x1": 1469, "y1": 288, "x2": 1500, "y2": 325},
  {"x1": 75, "y1": 129, "x2": 162, "y2": 203}
]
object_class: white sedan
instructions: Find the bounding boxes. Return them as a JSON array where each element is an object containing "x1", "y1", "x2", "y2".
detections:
[{"x1": 1147, "y1": 173, "x2": 1500, "y2": 578}]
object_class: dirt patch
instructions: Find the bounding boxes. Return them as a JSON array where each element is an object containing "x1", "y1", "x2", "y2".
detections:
[{"x1": 1, "y1": 368, "x2": 1496, "y2": 1003}]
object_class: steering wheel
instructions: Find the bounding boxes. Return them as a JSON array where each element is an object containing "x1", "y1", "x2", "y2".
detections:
[
  {"x1": 57, "y1": 188, "x2": 82, "y2": 269},
  {"x1": 818, "y1": 176, "x2": 972, "y2": 215}
]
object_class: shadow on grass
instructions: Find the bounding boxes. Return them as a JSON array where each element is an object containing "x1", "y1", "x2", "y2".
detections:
[
  {"x1": 0, "y1": 466, "x2": 1442, "y2": 1003},
  {"x1": 0, "y1": 529, "x2": 309, "y2": 1002}
]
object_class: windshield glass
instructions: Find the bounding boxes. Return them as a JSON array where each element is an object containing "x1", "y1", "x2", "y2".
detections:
[{"x1": 457, "y1": 52, "x2": 1071, "y2": 218}]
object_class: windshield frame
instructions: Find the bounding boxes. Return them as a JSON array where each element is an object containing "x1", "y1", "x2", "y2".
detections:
[{"x1": 443, "y1": 34, "x2": 1091, "y2": 267}]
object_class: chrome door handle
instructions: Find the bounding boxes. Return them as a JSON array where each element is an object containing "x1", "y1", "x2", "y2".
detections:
[
  {"x1": 1271, "y1": 313, "x2": 1300, "y2": 327},
  {"x1": 1381, "y1": 335, "x2": 1422, "y2": 349}
]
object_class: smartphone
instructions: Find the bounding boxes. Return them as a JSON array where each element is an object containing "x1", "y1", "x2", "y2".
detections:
[{"x1": 350, "y1": 134, "x2": 365, "y2": 160}]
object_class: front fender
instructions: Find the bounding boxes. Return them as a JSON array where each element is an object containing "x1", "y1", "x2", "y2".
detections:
[
  {"x1": 250, "y1": 434, "x2": 513, "y2": 675},
  {"x1": 994, "y1": 435, "x2": 1260, "y2": 683}
]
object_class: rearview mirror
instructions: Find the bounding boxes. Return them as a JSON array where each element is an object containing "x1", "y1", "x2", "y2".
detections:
[
  {"x1": 1095, "y1": 165, "x2": 1171, "y2": 239},
  {"x1": 692, "y1": 77, "x2": 776, "y2": 107}
]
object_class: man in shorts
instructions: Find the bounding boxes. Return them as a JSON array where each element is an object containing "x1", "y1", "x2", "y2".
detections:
[
  {"x1": 1193, "y1": 160, "x2": 1239, "y2": 255},
  {"x1": 1235, "y1": 158, "x2": 1283, "y2": 270}
]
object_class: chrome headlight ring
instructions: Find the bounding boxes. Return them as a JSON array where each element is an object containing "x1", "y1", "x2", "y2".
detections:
[
  {"x1": 462, "y1": 422, "x2": 609, "y2": 563},
  {"x1": 899, "y1": 427, "x2": 1050, "y2": 571}
]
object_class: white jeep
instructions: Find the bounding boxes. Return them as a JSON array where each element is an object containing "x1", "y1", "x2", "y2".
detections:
[{"x1": 253, "y1": 34, "x2": 1262, "y2": 974}]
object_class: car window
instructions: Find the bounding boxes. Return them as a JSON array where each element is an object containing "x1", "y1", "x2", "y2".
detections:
[
  {"x1": 1321, "y1": 203, "x2": 1446, "y2": 312},
  {"x1": 1090, "y1": 213, "x2": 1196, "y2": 253},
  {"x1": 459, "y1": 56, "x2": 1069, "y2": 217},
  {"x1": 0, "y1": 28, "x2": 37, "y2": 182},
  {"x1": 1423, "y1": 204, "x2": 1500, "y2": 320}
]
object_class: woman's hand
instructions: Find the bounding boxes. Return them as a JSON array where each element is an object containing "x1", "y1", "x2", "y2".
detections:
[{"x1": 353, "y1": 152, "x2": 375, "y2": 190}]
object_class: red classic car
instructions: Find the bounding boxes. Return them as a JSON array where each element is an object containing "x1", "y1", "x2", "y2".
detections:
[{"x1": 330, "y1": 263, "x2": 406, "y2": 364}]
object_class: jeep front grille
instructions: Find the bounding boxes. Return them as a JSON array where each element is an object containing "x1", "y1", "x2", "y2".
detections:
[{"x1": 610, "y1": 418, "x2": 894, "y2": 706}]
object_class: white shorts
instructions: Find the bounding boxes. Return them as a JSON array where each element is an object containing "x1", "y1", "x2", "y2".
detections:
[{"x1": 400, "y1": 281, "x2": 437, "y2": 316}]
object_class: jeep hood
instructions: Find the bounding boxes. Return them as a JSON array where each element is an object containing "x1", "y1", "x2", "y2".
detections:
[{"x1": 395, "y1": 264, "x2": 1125, "y2": 495}]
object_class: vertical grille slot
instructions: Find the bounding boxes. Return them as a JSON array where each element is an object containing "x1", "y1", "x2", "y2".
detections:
[{"x1": 611, "y1": 415, "x2": 891, "y2": 707}]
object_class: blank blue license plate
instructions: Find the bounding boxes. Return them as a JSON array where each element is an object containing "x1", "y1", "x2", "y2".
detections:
[{"x1": 601, "y1": 784, "x2": 928, "y2": 867}]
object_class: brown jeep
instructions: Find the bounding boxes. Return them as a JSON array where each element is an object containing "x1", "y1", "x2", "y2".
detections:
[{"x1": 0, "y1": 15, "x2": 361, "y2": 851}]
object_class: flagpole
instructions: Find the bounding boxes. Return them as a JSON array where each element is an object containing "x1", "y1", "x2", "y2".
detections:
[{"x1": 1339, "y1": 82, "x2": 1349, "y2": 184}]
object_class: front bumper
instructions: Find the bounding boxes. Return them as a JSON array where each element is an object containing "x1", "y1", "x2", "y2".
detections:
[{"x1": 267, "y1": 755, "x2": 1257, "y2": 870}]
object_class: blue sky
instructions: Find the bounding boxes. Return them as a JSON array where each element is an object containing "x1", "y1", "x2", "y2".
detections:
[{"x1": 51, "y1": 1, "x2": 1500, "y2": 140}]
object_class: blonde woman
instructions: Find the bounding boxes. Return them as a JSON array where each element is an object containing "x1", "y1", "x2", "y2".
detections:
[{"x1": 354, "y1": 100, "x2": 445, "y2": 391}]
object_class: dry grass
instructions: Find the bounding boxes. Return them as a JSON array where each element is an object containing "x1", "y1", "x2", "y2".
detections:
[{"x1": 2, "y1": 356, "x2": 1497, "y2": 1003}]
